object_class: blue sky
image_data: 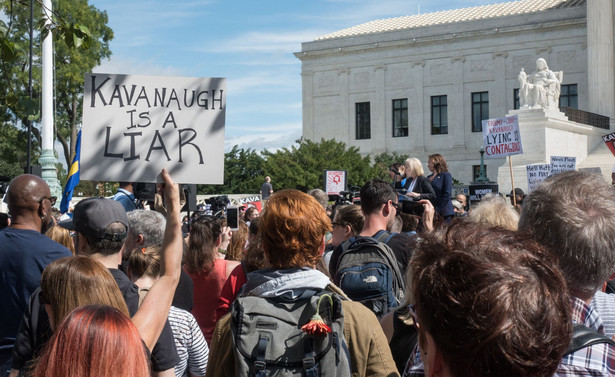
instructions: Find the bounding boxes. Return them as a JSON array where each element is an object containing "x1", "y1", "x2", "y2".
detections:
[{"x1": 90, "y1": 0, "x2": 496, "y2": 152}]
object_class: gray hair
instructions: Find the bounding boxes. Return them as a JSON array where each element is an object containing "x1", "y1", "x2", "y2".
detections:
[
  {"x1": 519, "y1": 171, "x2": 615, "y2": 299},
  {"x1": 468, "y1": 194, "x2": 519, "y2": 231},
  {"x1": 307, "y1": 189, "x2": 328, "y2": 209},
  {"x1": 127, "y1": 210, "x2": 166, "y2": 247}
]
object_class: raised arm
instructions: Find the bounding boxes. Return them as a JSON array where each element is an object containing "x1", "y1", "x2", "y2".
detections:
[{"x1": 131, "y1": 169, "x2": 182, "y2": 351}]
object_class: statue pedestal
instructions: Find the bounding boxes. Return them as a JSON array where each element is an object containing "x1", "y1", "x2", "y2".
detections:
[{"x1": 496, "y1": 108, "x2": 597, "y2": 192}]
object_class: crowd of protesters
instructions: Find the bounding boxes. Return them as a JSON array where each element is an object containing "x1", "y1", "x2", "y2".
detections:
[{"x1": 1, "y1": 153, "x2": 614, "y2": 377}]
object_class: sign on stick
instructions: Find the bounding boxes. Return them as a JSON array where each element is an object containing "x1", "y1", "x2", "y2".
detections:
[
  {"x1": 81, "y1": 73, "x2": 226, "y2": 184},
  {"x1": 526, "y1": 164, "x2": 551, "y2": 192},
  {"x1": 482, "y1": 115, "x2": 523, "y2": 159},
  {"x1": 550, "y1": 156, "x2": 576, "y2": 175}
]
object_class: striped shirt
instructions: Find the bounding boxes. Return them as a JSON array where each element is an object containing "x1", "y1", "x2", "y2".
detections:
[
  {"x1": 168, "y1": 306, "x2": 209, "y2": 377},
  {"x1": 556, "y1": 297, "x2": 615, "y2": 376},
  {"x1": 591, "y1": 291, "x2": 615, "y2": 338}
]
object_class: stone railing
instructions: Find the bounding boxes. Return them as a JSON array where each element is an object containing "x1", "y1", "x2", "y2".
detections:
[{"x1": 562, "y1": 107, "x2": 610, "y2": 129}]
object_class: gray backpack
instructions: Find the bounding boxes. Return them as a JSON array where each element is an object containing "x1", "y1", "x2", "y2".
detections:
[{"x1": 231, "y1": 290, "x2": 351, "y2": 377}]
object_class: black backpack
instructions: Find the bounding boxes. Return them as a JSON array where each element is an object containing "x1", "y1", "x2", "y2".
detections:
[
  {"x1": 231, "y1": 289, "x2": 351, "y2": 377},
  {"x1": 332, "y1": 232, "x2": 405, "y2": 319}
]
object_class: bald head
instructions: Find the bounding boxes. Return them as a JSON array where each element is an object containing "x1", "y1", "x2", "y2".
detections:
[{"x1": 7, "y1": 175, "x2": 53, "y2": 232}]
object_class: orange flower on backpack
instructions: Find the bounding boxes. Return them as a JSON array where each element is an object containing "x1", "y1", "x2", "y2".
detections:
[{"x1": 301, "y1": 294, "x2": 333, "y2": 336}]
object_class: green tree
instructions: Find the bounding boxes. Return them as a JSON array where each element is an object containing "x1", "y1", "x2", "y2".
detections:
[
  {"x1": 0, "y1": 0, "x2": 111, "y2": 180},
  {"x1": 198, "y1": 146, "x2": 266, "y2": 195},
  {"x1": 0, "y1": 121, "x2": 39, "y2": 178},
  {"x1": 371, "y1": 151, "x2": 410, "y2": 181},
  {"x1": 262, "y1": 138, "x2": 375, "y2": 192}
]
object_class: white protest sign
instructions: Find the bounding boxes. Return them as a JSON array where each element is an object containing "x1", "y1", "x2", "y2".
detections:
[
  {"x1": 526, "y1": 164, "x2": 551, "y2": 192},
  {"x1": 550, "y1": 156, "x2": 576, "y2": 175},
  {"x1": 81, "y1": 73, "x2": 226, "y2": 184},
  {"x1": 482, "y1": 115, "x2": 523, "y2": 159},
  {"x1": 325, "y1": 170, "x2": 346, "y2": 195}
]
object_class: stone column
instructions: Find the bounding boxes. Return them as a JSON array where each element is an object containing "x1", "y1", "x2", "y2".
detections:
[
  {"x1": 410, "y1": 61, "x2": 425, "y2": 153},
  {"x1": 337, "y1": 68, "x2": 350, "y2": 142},
  {"x1": 492, "y1": 52, "x2": 508, "y2": 114},
  {"x1": 300, "y1": 70, "x2": 314, "y2": 140},
  {"x1": 374, "y1": 65, "x2": 387, "y2": 152},
  {"x1": 587, "y1": 0, "x2": 615, "y2": 119},
  {"x1": 451, "y1": 56, "x2": 466, "y2": 147}
]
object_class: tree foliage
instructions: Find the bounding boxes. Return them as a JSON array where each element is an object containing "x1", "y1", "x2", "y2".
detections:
[
  {"x1": 262, "y1": 138, "x2": 377, "y2": 192},
  {"x1": 371, "y1": 151, "x2": 410, "y2": 180},
  {"x1": 198, "y1": 146, "x2": 266, "y2": 194},
  {"x1": 0, "y1": 0, "x2": 112, "y2": 180}
]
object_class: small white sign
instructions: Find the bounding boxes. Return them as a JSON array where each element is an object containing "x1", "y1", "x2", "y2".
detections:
[
  {"x1": 81, "y1": 73, "x2": 226, "y2": 184},
  {"x1": 325, "y1": 170, "x2": 346, "y2": 195},
  {"x1": 482, "y1": 115, "x2": 523, "y2": 159},
  {"x1": 526, "y1": 164, "x2": 551, "y2": 192},
  {"x1": 550, "y1": 156, "x2": 576, "y2": 175}
]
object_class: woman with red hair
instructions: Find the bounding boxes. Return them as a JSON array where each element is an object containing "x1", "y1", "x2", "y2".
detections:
[
  {"x1": 30, "y1": 169, "x2": 183, "y2": 377},
  {"x1": 34, "y1": 305, "x2": 150, "y2": 377}
]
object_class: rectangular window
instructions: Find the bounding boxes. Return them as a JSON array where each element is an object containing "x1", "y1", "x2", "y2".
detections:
[
  {"x1": 471, "y1": 91, "x2": 489, "y2": 132},
  {"x1": 355, "y1": 102, "x2": 371, "y2": 140},
  {"x1": 559, "y1": 84, "x2": 578, "y2": 109},
  {"x1": 392, "y1": 99, "x2": 408, "y2": 137},
  {"x1": 513, "y1": 88, "x2": 520, "y2": 110},
  {"x1": 431, "y1": 95, "x2": 448, "y2": 135}
]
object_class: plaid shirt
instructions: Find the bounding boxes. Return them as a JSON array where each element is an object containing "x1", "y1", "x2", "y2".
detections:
[
  {"x1": 555, "y1": 297, "x2": 615, "y2": 376},
  {"x1": 403, "y1": 296, "x2": 615, "y2": 377}
]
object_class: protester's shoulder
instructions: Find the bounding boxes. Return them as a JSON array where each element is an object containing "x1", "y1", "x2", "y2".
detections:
[
  {"x1": 388, "y1": 232, "x2": 418, "y2": 249},
  {"x1": 592, "y1": 291, "x2": 615, "y2": 321},
  {"x1": 1, "y1": 227, "x2": 71, "y2": 256},
  {"x1": 559, "y1": 341, "x2": 615, "y2": 376},
  {"x1": 341, "y1": 300, "x2": 380, "y2": 324}
]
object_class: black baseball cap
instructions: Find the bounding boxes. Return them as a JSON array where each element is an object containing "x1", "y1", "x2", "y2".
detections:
[
  {"x1": 59, "y1": 198, "x2": 129, "y2": 241},
  {"x1": 506, "y1": 188, "x2": 525, "y2": 197}
]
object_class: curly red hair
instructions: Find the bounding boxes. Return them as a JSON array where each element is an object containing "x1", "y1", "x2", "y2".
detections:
[{"x1": 260, "y1": 190, "x2": 332, "y2": 268}]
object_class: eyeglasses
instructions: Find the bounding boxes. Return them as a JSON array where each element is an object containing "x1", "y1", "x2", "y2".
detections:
[
  {"x1": 332, "y1": 221, "x2": 346, "y2": 228},
  {"x1": 39, "y1": 196, "x2": 54, "y2": 205},
  {"x1": 390, "y1": 201, "x2": 401, "y2": 213}
]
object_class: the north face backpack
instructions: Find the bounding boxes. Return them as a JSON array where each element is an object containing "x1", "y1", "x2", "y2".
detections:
[
  {"x1": 231, "y1": 290, "x2": 351, "y2": 377},
  {"x1": 332, "y1": 233, "x2": 405, "y2": 319}
]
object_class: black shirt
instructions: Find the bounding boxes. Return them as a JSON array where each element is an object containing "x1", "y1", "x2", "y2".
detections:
[{"x1": 110, "y1": 269, "x2": 180, "y2": 372}]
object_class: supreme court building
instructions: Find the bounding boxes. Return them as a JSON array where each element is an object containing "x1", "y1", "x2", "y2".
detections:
[{"x1": 295, "y1": 0, "x2": 615, "y2": 189}]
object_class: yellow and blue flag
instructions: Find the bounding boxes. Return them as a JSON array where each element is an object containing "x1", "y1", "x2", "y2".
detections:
[{"x1": 60, "y1": 130, "x2": 81, "y2": 214}]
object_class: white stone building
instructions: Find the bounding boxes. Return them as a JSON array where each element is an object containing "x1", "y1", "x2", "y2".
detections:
[{"x1": 295, "y1": 0, "x2": 614, "y2": 190}]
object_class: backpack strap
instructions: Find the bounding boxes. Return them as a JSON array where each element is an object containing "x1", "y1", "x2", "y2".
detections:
[
  {"x1": 564, "y1": 324, "x2": 615, "y2": 356},
  {"x1": 374, "y1": 230, "x2": 397, "y2": 244},
  {"x1": 303, "y1": 338, "x2": 317, "y2": 377},
  {"x1": 254, "y1": 335, "x2": 269, "y2": 377}
]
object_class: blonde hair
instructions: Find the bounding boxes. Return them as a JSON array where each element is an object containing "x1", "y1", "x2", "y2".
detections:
[
  {"x1": 128, "y1": 245, "x2": 162, "y2": 279},
  {"x1": 404, "y1": 158, "x2": 425, "y2": 177},
  {"x1": 45, "y1": 225, "x2": 75, "y2": 255},
  {"x1": 41, "y1": 256, "x2": 129, "y2": 330}
]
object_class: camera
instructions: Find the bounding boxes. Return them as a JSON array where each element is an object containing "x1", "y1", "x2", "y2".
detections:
[
  {"x1": 401, "y1": 199, "x2": 424, "y2": 216},
  {"x1": 206, "y1": 195, "x2": 230, "y2": 217},
  {"x1": 333, "y1": 186, "x2": 361, "y2": 206}
]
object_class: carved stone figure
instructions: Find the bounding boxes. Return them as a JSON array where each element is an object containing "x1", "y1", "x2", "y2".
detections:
[{"x1": 518, "y1": 58, "x2": 563, "y2": 110}]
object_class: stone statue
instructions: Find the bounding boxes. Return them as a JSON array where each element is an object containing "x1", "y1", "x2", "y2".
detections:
[{"x1": 517, "y1": 58, "x2": 563, "y2": 110}]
